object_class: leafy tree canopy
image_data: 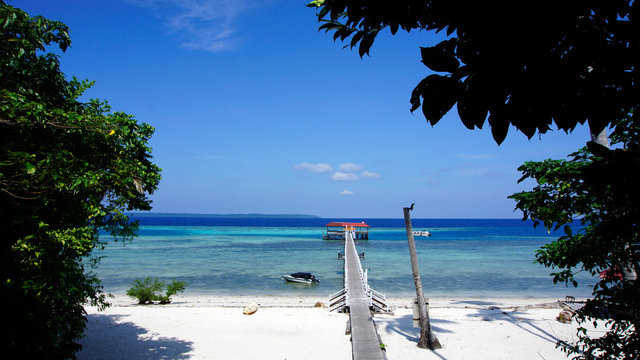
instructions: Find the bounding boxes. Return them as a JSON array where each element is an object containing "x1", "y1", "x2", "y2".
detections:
[
  {"x1": 308, "y1": 0, "x2": 640, "y2": 143},
  {"x1": 510, "y1": 115, "x2": 639, "y2": 359},
  {"x1": 1, "y1": 1, "x2": 161, "y2": 358}
]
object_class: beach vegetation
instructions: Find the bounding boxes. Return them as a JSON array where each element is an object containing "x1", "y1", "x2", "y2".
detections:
[
  {"x1": 510, "y1": 115, "x2": 639, "y2": 359},
  {"x1": 161, "y1": 279, "x2": 187, "y2": 303},
  {"x1": 308, "y1": 1, "x2": 639, "y2": 358},
  {"x1": 0, "y1": 2, "x2": 161, "y2": 358},
  {"x1": 127, "y1": 277, "x2": 187, "y2": 304}
]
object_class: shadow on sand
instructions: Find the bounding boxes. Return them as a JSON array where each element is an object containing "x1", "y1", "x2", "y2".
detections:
[
  {"x1": 465, "y1": 308, "x2": 562, "y2": 345},
  {"x1": 451, "y1": 300, "x2": 501, "y2": 307},
  {"x1": 379, "y1": 313, "x2": 456, "y2": 342},
  {"x1": 378, "y1": 313, "x2": 453, "y2": 359},
  {"x1": 77, "y1": 314, "x2": 194, "y2": 360},
  {"x1": 377, "y1": 304, "x2": 565, "y2": 360}
]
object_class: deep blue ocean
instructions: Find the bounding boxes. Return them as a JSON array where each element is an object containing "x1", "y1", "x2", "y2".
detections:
[{"x1": 91, "y1": 216, "x2": 595, "y2": 298}]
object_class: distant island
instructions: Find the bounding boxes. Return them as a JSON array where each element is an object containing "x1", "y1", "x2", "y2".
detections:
[{"x1": 128, "y1": 213, "x2": 321, "y2": 219}]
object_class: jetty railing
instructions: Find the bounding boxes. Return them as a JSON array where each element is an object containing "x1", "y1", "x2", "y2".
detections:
[{"x1": 329, "y1": 230, "x2": 389, "y2": 314}]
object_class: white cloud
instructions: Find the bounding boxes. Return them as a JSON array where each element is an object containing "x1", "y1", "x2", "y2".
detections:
[
  {"x1": 339, "y1": 163, "x2": 362, "y2": 172},
  {"x1": 360, "y1": 170, "x2": 381, "y2": 179},
  {"x1": 340, "y1": 190, "x2": 354, "y2": 196},
  {"x1": 129, "y1": 0, "x2": 250, "y2": 52},
  {"x1": 294, "y1": 162, "x2": 333, "y2": 173},
  {"x1": 294, "y1": 161, "x2": 380, "y2": 181},
  {"x1": 331, "y1": 171, "x2": 359, "y2": 181}
]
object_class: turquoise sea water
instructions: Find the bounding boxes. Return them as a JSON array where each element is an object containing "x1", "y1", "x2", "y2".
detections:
[{"x1": 91, "y1": 217, "x2": 595, "y2": 298}]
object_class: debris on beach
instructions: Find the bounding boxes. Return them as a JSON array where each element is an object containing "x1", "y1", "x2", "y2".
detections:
[
  {"x1": 556, "y1": 309, "x2": 574, "y2": 323},
  {"x1": 243, "y1": 302, "x2": 258, "y2": 315}
]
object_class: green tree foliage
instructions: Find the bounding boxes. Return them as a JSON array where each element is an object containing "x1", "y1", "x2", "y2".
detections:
[
  {"x1": 126, "y1": 277, "x2": 187, "y2": 305},
  {"x1": 510, "y1": 117, "x2": 639, "y2": 359},
  {"x1": 163, "y1": 279, "x2": 187, "y2": 302},
  {"x1": 308, "y1": 0, "x2": 640, "y2": 144},
  {"x1": 0, "y1": 2, "x2": 161, "y2": 358}
]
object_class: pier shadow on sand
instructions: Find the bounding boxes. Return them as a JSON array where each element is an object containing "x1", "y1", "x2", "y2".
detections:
[{"x1": 77, "y1": 314, "x2": 194, "y2": 360}]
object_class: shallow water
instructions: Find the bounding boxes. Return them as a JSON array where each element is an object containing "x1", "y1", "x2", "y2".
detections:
[{"x1": 90, "y1": 217, "x2": 594, "y2": 298}]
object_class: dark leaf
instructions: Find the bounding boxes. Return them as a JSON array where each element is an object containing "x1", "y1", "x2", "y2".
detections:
[
  {"x1": 390, "y1": 22, "x2": 399, "y2": 35},
  {"x1": 350, "y1": 31, "x2": 364, "y2": 48},
  {"x1": 420, "y1": 38, "x2": 459, "y2": 73},
  {"x1": 318, "y1": 21, "x2": 342, "y2": 32},
  {"x1": 488, "y1": 108, "x2": 509, "y2": 145},
  {"x1": 413, "y1": 75, "x2": 459, "y2": 125},
  {"x1": 457, "y1": 92, "x2": 487, "y2": 130},
  {"x1": 446, "y1": 25, "x2": 455, "y2": 36},
  {"x1": 359, "y1": 32, "x2": 376, "y2": 57},
  {"x1": 410, "y1": 78, "x2": 427, "y2": 113},
  {"x1": 586, "y1": 141, "x2": 610, "y2": 157},
  {"x1": 318, "y1": 5, "x2": 330, "y2": 20},
  {"x1": 563, "y1": 224, "x2": 573, "y2": 236}
]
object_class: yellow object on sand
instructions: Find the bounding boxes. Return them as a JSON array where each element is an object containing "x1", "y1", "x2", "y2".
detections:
[{"x1": 243, "y1": 302, "x2": 258, "y2": 315}]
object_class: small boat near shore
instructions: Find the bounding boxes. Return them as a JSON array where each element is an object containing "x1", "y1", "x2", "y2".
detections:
[
  {"x1": 281, "y1": 272, "x2": 320, "y2": 284},
  {"x1": 413, "y1": 230, "x2": 432, "y2": 237}
]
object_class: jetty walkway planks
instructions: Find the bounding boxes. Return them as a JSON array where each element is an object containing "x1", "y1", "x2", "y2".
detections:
[{"x1": 343, "y1": 230, "x2": 386, "y2": 360}]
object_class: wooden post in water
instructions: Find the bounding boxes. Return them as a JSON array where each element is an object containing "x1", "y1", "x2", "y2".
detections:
[{"x1": 403, "y1": 204, "x2": 442, "y2": 350}]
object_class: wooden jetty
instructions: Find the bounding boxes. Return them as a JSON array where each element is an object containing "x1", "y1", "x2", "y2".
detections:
[
  {"x1": 323, "y1": 221, "x2": 369, "y2": 240},
  {"x1": 328, "y1": 229, "x2": 389, "y2": 360}
]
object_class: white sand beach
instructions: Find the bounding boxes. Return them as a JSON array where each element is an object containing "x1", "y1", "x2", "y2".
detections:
[{"x1": 78, "y1": 295, "x2": 599, "y2": 360}]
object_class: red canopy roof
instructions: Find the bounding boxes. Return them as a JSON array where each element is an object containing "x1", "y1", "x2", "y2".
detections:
[{"x1": 325, "y1": 221, "x2": 369, "y2": 228}]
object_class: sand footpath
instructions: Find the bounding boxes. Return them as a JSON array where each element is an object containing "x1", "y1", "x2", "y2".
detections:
[{"x1": 78, "y1": 295, "x2": 599, "y2": 359}]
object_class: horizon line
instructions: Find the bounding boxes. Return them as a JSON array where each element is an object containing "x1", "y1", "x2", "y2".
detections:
[{"x1": 128, "y1": 211, "x2": 529, "y2": 220}]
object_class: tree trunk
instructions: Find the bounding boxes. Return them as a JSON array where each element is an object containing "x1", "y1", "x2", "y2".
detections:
[{"x1": 403, "y1": 205, "x2": 442, "y2": 350}]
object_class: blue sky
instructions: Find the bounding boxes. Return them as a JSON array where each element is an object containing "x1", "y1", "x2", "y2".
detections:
[{"x1": 17, "y1": 0, "x2": 592, "y2": 218}]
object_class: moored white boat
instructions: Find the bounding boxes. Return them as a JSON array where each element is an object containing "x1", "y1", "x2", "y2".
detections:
[
  {"x1": 281, "y1": 272, "x2": 320, "y2": 284},
  {"x1": 412, "y1": 230, "x2": 432, "y2": 237}
]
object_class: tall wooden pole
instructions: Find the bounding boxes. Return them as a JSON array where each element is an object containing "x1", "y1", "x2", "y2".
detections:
[{"x1": 403, "y1": 204, "x2": 442, "y2": 350}]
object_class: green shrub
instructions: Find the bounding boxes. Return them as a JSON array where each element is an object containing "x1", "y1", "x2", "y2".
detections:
[
  {"x1": 157, "y1": 280, "x2": 187, "y2": 304},
  {"x1": 126, "y1": 277, "x2": 187, "y2": 304}
]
